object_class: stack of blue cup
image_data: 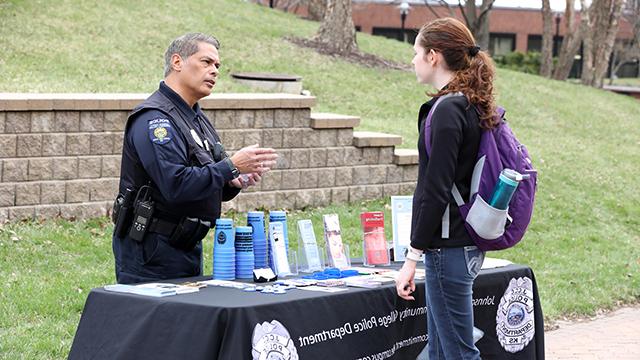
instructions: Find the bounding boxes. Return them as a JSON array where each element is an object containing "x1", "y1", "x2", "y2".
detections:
[
  {"x1": 247, "y1": 211, "x2": 269, "y2": 269},
  {"x1": 235, "y1": 226, "x2": 254, "y2": 279},
  {"x1": 269, "y1": 210, "x2": 289, "y2": 256},
  {"x1": 213, "y1": 218, "x2": 235, "y2": 280}
]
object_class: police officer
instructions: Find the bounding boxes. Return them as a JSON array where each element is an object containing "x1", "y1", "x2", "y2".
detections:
[{"x1": 112, "y1": 33, "x2": 277, "y2": 284}]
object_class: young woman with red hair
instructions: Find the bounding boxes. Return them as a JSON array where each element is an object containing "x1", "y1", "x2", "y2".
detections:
[{"x1": 395, "y1": 17, "x2": 498, "y2": 360}]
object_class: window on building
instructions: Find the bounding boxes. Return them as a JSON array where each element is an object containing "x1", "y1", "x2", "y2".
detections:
[
  {"x1": 527, "y1": 35, "x2": 542, "y2": 52},
  {"x1": 372, "y1": 27, "x2": 418, "y2": 44},
  {"x1": 489, "y1": 33, "x2": 516, "y2": 57},
  {"x1": 528, "y1": 34, "x2": 564, "y2": 55}
]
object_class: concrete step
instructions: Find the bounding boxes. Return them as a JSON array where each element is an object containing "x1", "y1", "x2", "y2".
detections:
[
  {"x1": 352, "y1": 131, "x2": 402, "y2": 147},
  {"x1": 310, "y1": 113, "x2": 360, "y2": 129},
  {"x1": 393, "y1": 149, "x2": 418, "y2": 165}
]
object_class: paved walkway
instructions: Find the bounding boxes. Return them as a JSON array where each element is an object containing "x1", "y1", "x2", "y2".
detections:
[{"x1": 545, "y1": 306, "x2": 640, "y2": 359}]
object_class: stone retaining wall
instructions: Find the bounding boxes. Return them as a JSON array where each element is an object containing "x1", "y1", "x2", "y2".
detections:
[{"x1": 0, "y1": 93, "x2": 418, "y2": 222}]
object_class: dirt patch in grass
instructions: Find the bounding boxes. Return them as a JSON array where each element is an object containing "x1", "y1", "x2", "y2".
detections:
[{"x1": 286, "y1": 36, "x2": 411, "y2": 71}]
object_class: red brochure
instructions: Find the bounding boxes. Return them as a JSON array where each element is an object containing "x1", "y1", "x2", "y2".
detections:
[{"x1": 361, "y1": 212, "x2": 390, "y2": 265}]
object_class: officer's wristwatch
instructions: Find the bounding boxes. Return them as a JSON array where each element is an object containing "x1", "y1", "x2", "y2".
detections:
[
  {"x1": 404, "y1": 246, "x2": 424, "y2": 262},
  {"x1": 224, "y1": 158, "x2": 240, "y2": 179}
]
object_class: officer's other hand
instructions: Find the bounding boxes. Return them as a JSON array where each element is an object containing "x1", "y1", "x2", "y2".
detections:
[
  {"x1": 229, "y1": 178, "x2": 244, "y2": 189},
  {"x1": 230, "y1": 144, "x2": 278, "y2": 174},
  {"x1": 228, "y1": 173, "x2": 262, "y2": 189},
  {"x1": 249, "y1": 172, "x2": 261, "y2": 184}
]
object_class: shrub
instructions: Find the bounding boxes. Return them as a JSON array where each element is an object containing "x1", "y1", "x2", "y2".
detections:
[{"x1": 495, "y1": 51, "x2": 542, "y2": 75}]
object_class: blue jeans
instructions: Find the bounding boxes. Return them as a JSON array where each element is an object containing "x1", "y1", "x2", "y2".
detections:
[{"x1": 423, "y1": 246, "x2": 485, "y2": 360}]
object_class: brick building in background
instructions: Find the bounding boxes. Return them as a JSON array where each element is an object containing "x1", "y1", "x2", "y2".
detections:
[{"x1": 262, "y1": 0, "x2": 638, "y2": 78}]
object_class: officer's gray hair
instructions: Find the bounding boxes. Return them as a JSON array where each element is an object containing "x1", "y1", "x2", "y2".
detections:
[{"x1": 164, "y1": 33, "x2": 220, "y2": 77}]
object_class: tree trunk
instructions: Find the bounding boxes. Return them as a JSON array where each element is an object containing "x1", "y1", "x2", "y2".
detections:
[
  {"x1": 553, "y1": 0, "x2": 584, "y2": 80},
  {"x1": 611, "y1": 1, "x2": 640, "y2": 82},
  {"x1": 580, "y1": 0, "x2": 595, "y2": 85},
  {"x1": 313, "y1": 0, "x2": 357, "y2": 54},
  {"x1": 307, "y1": 0, "x2": 326, "y2": 21},
  {"x1": 592, "y1": 0, "x2": 624, "y2": 87},
  {"x1": 540, "y1": 0, "x2": 554, "y2": 77},
  {"x1": 475, "y1": 0, "x2": 492, "y2": 50},
  {"x1": 458, "y1": 0, "x2": 494, "y2": 50},
  {"x1": 581, "y1": 0, "x2": 625, "y2": 87}
]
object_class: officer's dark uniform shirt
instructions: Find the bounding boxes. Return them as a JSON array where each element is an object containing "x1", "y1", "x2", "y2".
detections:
[{"x1": 113, "y1": 81, "x2": 239, "y2": 284}]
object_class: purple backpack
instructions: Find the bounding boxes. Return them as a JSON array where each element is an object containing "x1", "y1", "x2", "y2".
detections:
[{"x1": 425, "y1": 93, "x2": 537, "y2": 251}]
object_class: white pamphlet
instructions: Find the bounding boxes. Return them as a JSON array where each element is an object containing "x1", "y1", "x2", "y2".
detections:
[
  {"x1": 269, "y1": 222, "x2": 292, "y2": 276},
  {"x1": 297, "y1": 220, "x2": 322, "y2": 271},
  {"x1": 391, "y1": 196, "x2": 413, "y2": 261}
]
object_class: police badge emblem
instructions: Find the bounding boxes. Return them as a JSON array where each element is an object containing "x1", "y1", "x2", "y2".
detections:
[
  {"x1": 252, "y1": 320, "x2": 299, "y2": 360},
  {"x1": 496, "y1": 277, "x2": 535, "y2": 353},
  {"x1": 153, "y1": 127, "x2": 168, "y2": 141},
  {"x1": 148, "y1": 118, "x2": 172, "y2": 144}
]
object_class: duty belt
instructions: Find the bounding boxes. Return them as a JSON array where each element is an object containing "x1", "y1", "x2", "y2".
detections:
[{"x1": 147, "y1": 217, "x2": 178, "y2": 236}]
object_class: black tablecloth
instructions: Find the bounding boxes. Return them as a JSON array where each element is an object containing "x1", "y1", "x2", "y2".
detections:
[{"x1": 68, "y1": 264, "x2": 544, "y2": 360}]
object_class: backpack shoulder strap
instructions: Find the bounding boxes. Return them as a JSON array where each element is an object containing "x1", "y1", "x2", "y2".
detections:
[{"x1": 424, "y1": 92, "x2": 464, "y2": 156}]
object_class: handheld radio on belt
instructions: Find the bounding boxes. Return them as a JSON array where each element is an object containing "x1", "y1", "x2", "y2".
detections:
[{"x1": 129, "y1": 185, "x2": 154, "y2": 242}]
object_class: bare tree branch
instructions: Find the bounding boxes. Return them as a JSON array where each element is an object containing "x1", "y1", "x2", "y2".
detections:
[
  {"x1": 457, "y1": 1, "x2": 473, "y2": 30},
  {"x1": 439, "y1": 0, "x2": 456, "y2": 17},
  {"x1": 423, "y1": 1, "x2": 456, "y2": 18},
  {"x1": 423, "y1": 0, "x2": 441, "y2": 18},
  {"x1": 477, "y1": 0, "x2": 496, "y2": 23}
]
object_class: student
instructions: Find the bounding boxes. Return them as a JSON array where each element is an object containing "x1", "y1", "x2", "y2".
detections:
[{"x1": 395, "y1": 18, "x2": 498, "y2": 360}]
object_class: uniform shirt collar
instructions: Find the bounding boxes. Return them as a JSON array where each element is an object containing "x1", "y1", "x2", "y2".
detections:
[{"x1": 158, "y1": 81, "x2": 204, "y2": 121}]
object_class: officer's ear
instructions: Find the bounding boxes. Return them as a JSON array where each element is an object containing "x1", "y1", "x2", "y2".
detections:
[{"x1": 170, "y1": 53, "x2": 183, "y2": 73}]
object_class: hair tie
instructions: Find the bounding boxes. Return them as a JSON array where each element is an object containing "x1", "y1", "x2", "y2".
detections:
[{"x1": 468, "y1": 45, "x2": 481, "y2": 57}]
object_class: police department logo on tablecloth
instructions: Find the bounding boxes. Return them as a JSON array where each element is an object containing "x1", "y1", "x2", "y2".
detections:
[
  {"x1": 496, "y1": 277, "x2": 535, "y2": 353},
  {"x1": 252, "y1": 320, "x2": 299, "y2": 360},
  {"x1": 148, "y1": 118, "x2": 172, "y2": 144}
]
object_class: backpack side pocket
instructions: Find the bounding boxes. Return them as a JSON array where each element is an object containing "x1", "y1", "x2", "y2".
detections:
[{"x1": 466, "y1": 195, "x2": 508, "y2": 240}]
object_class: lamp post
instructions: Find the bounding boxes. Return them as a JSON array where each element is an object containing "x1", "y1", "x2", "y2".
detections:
[
  {"x1": 553, "y1": 12, "x2": 561, "y2": 57},
  {"x1": 399, "y1": 0, "x2": 411, "y2": 43}
]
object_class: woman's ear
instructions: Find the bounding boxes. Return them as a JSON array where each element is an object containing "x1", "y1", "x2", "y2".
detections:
[{"x1": 429, "y1": 49, "x2": 438, "y2": 66}]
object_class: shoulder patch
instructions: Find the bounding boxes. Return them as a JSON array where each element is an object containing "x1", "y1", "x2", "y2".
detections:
[{"x1": 148, "y1": 118, "x2": 173, "y2": 145}]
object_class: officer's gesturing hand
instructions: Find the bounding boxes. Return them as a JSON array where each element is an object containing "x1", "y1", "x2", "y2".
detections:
[{"x1": 229, "y1": 144, "x2": 278, "y2": 175}]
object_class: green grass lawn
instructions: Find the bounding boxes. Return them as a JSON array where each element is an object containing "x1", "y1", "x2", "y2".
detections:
[{"x1": 1, "y1": 0, "x2": 639, "y2": 358}]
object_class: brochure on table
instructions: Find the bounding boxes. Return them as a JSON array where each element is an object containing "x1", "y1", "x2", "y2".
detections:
[
  {"x1": 323, "y1": 214, "x2": 350, "y2": 269},
  {"x1": 104, "y1": 282, "x2": 201, "y2": 297},
  {"x1": 297, "y1": 219, "x2": 324, "y2": 272},
  {"x1": 360, "y1": 211, "x2": 390, "y2": 266},
  {"x1": 269, "y1": 222, "x2": 293, "y2": 276},
  {"x1": 391, "y1": 196, "x2": 413, "y2": 261}
]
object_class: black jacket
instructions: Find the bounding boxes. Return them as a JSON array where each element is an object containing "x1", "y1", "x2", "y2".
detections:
[{"x1": 410, "y1": 95, "x2": 482, "y2": 249}]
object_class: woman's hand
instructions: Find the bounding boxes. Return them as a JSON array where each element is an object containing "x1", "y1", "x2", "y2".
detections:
[{"x1": 395, "y1": 260, "x2": 418, "y2": 301}]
